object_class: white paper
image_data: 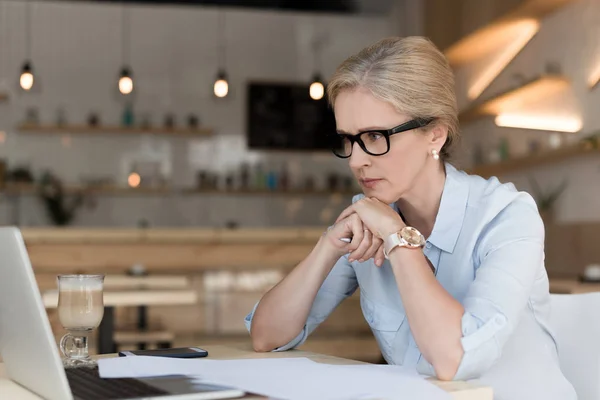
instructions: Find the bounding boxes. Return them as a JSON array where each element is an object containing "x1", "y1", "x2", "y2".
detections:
[{"x1": 98, "y1": 356, "x2": 451, "y2": 400}]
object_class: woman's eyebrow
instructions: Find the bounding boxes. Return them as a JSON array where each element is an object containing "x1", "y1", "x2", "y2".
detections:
[{"x1": 336, "y1": 126, "x2": 386, "y2": 135}]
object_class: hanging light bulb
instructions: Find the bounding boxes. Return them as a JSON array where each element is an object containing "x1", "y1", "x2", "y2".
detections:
[
  {"x1": 309, "y1": 74, "x2": 324, "y2": 100},
  {"x1": 118, "y1": 67, "x2": 133, "y2": 95},
  {"x1": 19, "y1": 61, "x2": 34, "y2": 91},
  {"x1": 214, "y1": 70, "x2": 229, "y2": 98},
  {"x1": 213, "y1": 9, "x2": 230, "y2": 99},
  {"x1": 19, "y1": 1, "x2": 35, "y2": 92},
  {"x1": 117, "y1": 7, "x2": 134, "y2": 96}
]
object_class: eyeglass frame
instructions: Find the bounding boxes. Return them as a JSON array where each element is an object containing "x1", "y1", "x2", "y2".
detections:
[{"x1": 329, "y1": 117, "x2": 435, "y2": 158}]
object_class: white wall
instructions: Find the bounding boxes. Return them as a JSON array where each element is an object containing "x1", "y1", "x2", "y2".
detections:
[
  {"x1": 0, "y1": 0, "x2": 396, "y2": 227},
  {"x1": 454, "y1": 0, "x2": 600, "y2": 223}
]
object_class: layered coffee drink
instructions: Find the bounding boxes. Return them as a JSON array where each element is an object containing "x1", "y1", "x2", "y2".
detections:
[
  {"x1": 57, "y1": 275, "x2": 105, "y2": 366},
  {"x1": 58, "y1": 285, "x2": 104, "y2": 331}
]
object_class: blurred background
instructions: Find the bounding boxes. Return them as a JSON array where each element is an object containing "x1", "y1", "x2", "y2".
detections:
[{"x1": 0, "y1": 0, "x2": 599, "y2": 362}]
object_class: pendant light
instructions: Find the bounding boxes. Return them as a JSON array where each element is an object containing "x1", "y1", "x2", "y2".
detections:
[
  {"x1": 118, "y1": 6, "x2": 133, "y2": 95},
  {"x1": 309, "y1": 26, "x2": 324, "y2": 101},
  {"x1": 214, "y1": 69, "x2": 228, "y2": 98},
  {"x1": 19, "y1": 0, "x2": 34, "y2": 91},
  {"x1": 309, "y1": 74, "x2": 324, "y2": 101},
  {"x1": 213, "y1": 9, "x2": 228, "y2": 98}
]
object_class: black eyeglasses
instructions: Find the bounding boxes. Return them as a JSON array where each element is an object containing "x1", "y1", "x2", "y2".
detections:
[{"x1": 329, "y1": 118, "x2": 434, "y2": 158}]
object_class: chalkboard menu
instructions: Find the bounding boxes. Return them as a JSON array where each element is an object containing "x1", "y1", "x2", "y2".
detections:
[{"x1": 247, "y1": 81, "x2": 336, "y2": 151}]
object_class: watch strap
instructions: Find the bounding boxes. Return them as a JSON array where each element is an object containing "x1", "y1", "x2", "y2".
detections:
[
  {"x1": 383, "y1": 227, "x2": 425, "y2": 259},
  {"x1": 383, "y1": 232, "x2": 405, "y2": 259}
]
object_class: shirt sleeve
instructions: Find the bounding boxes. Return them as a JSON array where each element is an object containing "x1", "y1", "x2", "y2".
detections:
[
  {"x1": 244, "y1": 254, "x2": 358, "y2": 352},
  {"x1": 452, "y1": 195, "x2": 545, "y2": 380}
]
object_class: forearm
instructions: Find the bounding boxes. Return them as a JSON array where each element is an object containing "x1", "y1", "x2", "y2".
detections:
[
  {"x1": 389, "y1": 248, "x2": 464, "y2": 380},
  {"x1": 250, "y1": 236, "x2": 340, "y2": 351}
]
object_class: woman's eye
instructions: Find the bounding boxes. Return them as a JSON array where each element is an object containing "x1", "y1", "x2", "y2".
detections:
[{"x1": 366, "y1": 132, "x2": 383, "y2": 141}]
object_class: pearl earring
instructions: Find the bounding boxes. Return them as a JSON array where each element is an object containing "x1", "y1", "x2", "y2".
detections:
[{"x1": 431, "y1": 149, "x2": 440, "y2": 160}]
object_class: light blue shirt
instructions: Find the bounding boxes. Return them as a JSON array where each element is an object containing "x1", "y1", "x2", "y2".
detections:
[{"x1": 245, "y1": 163, "x2": 576, "y2": 400}]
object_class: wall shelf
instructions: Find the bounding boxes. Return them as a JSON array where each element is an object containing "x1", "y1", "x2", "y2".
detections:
[
  {"x1": 458, "y1": 74, "x2": 571, "y2": 123},
  {"x1": 17, "y1": 123, "x2": 213, "y2": 136},
  {"x1": 444, "y1": 0, "x2": 576, "y2": 67},
  {"x1": 0, "y1": 183, "x2": 356, "y2": 197},
  {"x1": 467, "y1": 142, "x2": 600, "y2": 178},
  {"x1": 182, "y1": 189, "x2": 356, "y2": 197}
]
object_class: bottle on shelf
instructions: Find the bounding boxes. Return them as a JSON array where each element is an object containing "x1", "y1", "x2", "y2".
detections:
[
  {"x1": 122, "y1": 102, "x2": 135, "y2": 127},
  {"x1": 266, "y1": 167, "x2": 278, "y2": 191},
  {"x1": 239, "y1": 163, "x2": 250, "y2": 190},
  {"x1": 279, "y1": 163, "x2": 289, "y2": 191},
  {"x1": 499, "y1": 138, "x2": 510, "y2": 161},
  {"x1": 254, "y1": 163, "x2": 265, "y2": 191}
]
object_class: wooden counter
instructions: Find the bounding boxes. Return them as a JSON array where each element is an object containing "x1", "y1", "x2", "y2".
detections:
[
  {"x1": 21, "y1": 227, "x2": 326, "y2": 273},
  {"x1": 21, "y1": 227, "x2": 326, "y2": 244}
]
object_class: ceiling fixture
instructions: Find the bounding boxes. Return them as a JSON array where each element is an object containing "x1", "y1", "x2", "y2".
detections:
[
  {"x1": 467, "y1": 19, "x2": 539, "y2": 100},
  {"x1": 118, "y1": 6, "x2": 134, "y2": 95},
  {"x1": 309, "y1": 74, "x2": 324, "y2": 101},
  {"x1": 213, "y1": 9, "x2": 228, "y2": 98},
  {"x1": 309, "y1": 25, "x2": 325, "y2": 101},
  {"x1": 494, "y1": 113, "x2": 582, "y2": 133},
  {"x1": 19, "y1": 62, "x2": 34, "y2": 92},
  {"x1": 19, "y1": 0, "x2": 34, "y2": 91},
  {"x1": 587, "y1": 0, "x2": 600, "y2": 89},
  {"x1": 119, "y1": 67, "x2": 133, "y2": 95},
  {"x1": 213, "y1": 70, "x2": 228, "y2": 98},
  {"x1": 588, "y1": 61, "x2": 600, "y2": 89}
]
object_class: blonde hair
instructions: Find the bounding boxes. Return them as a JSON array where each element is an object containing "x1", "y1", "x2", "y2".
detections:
[{"x1": 327, "y1": 36, "x2": 459, "y2": 160}]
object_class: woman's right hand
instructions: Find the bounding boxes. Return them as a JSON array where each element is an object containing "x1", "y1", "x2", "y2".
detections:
[{"x1": 323, "y1": 212, "x2": 385, "y2": 267}]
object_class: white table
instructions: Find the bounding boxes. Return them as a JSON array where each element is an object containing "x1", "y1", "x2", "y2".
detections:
[
  {"x1": 0, "y1": 344, "x2": 494, "y2": 400},
  {"x1": 43, "y1": 289, "x2": 197, "y2": 354}
]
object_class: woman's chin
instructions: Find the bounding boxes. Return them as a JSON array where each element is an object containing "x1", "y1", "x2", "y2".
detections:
[{"x1": 361, "y1": 188, "x2": 394, "y2": 204}]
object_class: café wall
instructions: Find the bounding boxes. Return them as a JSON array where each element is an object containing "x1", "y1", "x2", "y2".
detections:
[
  {"x1": 0, "y1": 0, "x2": 404, "y2": 227},
  {"x1": 455, "y1": 0, "x2": 600, "y2": 223}
]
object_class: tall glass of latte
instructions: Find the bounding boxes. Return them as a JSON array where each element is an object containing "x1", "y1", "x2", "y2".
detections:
[{"x1": 57, "y1": 274, "x2": 104, "y2": 367}]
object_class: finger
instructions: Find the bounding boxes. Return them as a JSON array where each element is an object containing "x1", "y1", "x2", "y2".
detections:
[
  {"x1": 374, "y1": 244, "x2": 385, "y2": 267},
  {"x1": 362, "y1": 235, "x2": 383, "y2": 261},
  {"x1": 335, "y1": 204, "x2": 355, "y2": 224},
  {"x1": 349, "y1": 229, "x2": 372, "y2": 262},
  {"x1": 346, "y1": 215, "x2": 365, "y2": 255}
]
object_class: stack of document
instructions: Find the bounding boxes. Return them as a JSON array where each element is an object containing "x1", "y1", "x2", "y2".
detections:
[{"x1": 98, "y1": 356, "x2": 451, "y2": 400}]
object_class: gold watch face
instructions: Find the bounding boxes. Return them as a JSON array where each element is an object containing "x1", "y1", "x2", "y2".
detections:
[{"x1": 400, "y1": 227, "x2": 424, "y2": 246}]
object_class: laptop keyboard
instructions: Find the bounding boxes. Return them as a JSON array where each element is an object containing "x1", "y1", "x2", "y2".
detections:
[{"x1": 65, "y1": 366, "x2": 170, "y2": 399}]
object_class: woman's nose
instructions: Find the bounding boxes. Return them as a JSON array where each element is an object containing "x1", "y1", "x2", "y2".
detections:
[{"x1": 348, "y1": 142, "x2": 370, "y2": 169}]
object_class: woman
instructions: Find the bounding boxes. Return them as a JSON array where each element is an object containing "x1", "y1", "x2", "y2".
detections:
[{"x1": 244, "y1": 37, "x2": 576, "y2": 400}]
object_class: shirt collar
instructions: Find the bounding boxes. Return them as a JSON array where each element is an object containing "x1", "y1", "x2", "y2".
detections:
[
  {"x1": 390, "y1": 162, "x2": 469, "y2": 254},
  {"x1": 427, "y1": 162, "x2": 469, "y2": 253}
]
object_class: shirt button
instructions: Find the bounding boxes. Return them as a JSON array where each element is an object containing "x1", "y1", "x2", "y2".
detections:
[{"x1": 425, "y1": 243, "x2": 432, "y2": 249}]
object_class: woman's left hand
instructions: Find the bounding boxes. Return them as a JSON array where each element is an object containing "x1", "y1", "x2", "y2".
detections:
[{"x1": 336, "y1": 197, "x2": 406, "y2": 241}]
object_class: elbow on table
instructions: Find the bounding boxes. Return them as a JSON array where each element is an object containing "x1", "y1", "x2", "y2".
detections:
[
  {"x1": 433, "y1": 364, "x2": 459, "y2": 381},
  {"x1": 250, "y1": 333, "x2": 276, "y2": 353},
  {"x1": 434, "y1": 364, "x2": 459, "y2": 382},
  {"x1": 431, "y1": 348, "x2": 463, "y2": 381}
]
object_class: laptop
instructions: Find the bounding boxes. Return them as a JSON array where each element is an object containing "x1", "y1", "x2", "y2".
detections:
[{"x1": 0, "y1": 227, "x2": 246, "y2": 400}]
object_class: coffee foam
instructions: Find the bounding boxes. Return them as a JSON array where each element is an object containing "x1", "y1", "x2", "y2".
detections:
[{"x1": 58, "y1": 276, "x2": 103, "y2": 291}]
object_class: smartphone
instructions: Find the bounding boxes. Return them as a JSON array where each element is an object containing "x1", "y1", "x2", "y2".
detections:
[{"x1": 118, "y1": 347, "x2": 209, "y2": 358}]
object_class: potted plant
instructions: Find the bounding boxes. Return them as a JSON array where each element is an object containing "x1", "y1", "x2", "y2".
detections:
[{"x1": 528, "y1": 176, "x2": 568, "y2": 224}]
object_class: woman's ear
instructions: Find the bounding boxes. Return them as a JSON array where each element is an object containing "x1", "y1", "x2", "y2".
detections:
[{"x1": 428, "y1": 123, "x2": 448, "y2": 147}]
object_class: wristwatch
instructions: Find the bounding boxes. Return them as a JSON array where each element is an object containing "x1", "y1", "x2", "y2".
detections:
[{"x1": 383, "y1": 226, "x2": 426, "y2": 259}]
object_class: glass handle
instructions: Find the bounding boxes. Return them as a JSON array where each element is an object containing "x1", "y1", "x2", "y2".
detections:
[{"x1": 60, "y1": 333, "x2": 75, "y2": 359}]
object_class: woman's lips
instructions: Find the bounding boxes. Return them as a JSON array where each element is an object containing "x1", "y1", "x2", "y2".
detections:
[{"x1": 360, "y1": 178, "x2": 382, "y2": 189}]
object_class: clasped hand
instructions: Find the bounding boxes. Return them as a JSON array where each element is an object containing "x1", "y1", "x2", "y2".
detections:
[{"x1": 325, "y1": 197, "x2": 405, "y2": 267}]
